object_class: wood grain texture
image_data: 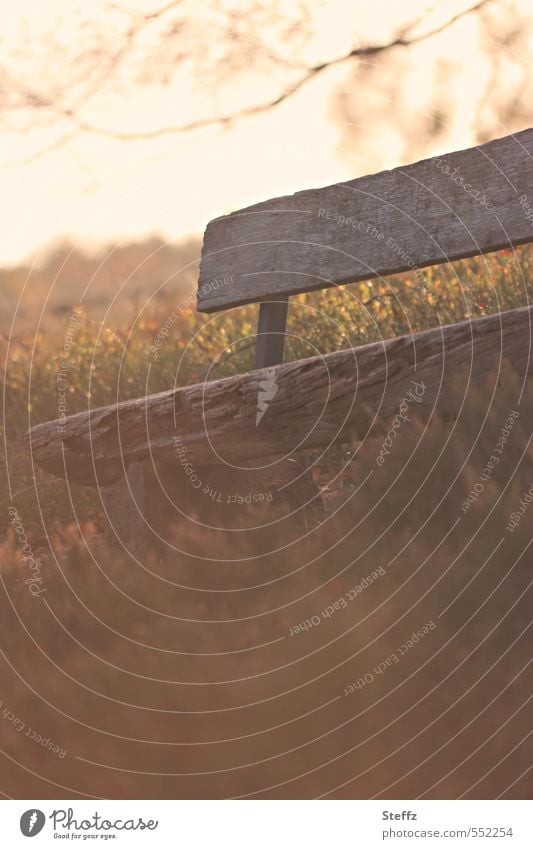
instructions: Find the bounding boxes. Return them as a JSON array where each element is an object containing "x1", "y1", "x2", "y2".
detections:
[
  {"x1": 198, "y1": 128, "x2": 533, "y2": 311},
  {"x1": 27, "y1": 305, "x2": 533, "y2": 487}
]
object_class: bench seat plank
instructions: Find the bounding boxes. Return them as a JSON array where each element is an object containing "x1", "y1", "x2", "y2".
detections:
[{"x1": 27, "y1": 305, "x2": 533, "y2": 488}]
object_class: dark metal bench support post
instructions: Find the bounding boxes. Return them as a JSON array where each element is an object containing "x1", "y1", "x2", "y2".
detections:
[{"x1": 254, "y1": 297, "x2": 290, "y2": 369}]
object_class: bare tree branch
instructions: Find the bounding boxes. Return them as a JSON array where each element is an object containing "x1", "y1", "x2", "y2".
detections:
[
  {"x1": 52, "y1": 0, "x2": 496, "y2": 141},
  {"x1": 0, "y1": 130, "x2": 79, "y2": 170},
  {"x1": 3, "y1": 0, "x2": 496, "y2": 166}
]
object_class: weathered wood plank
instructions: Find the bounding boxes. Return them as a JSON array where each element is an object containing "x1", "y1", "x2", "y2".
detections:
[
  {"x1": 27, "y1": 305, "x2": 533, "y2": 487},
  {"x1": 198, "y1": 128, "x2": 533, "y2": 311}
]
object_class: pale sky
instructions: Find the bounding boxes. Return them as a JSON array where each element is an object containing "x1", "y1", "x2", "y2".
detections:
[{"x1": 1, "y1": 0, "x2": 531, "y2": 267}]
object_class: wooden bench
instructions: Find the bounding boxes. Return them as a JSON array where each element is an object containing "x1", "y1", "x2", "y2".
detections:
[{"x1": 28, "y1": 128, "x2": 533, "y2": 553}]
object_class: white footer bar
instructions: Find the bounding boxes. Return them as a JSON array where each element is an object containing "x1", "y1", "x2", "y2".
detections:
[{"x1": 2, "y1": 799, "x2": 531, "y2": 847}]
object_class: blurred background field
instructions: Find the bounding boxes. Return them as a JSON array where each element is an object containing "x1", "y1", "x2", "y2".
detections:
[
  {"x1": 1, "y1": 243, "x2": 532, "y2": 799},
  {"x1": 1, "y1": 0, "x2": 533, "y2": 800},
  {"x1": 1, "y1": 242, "x2": 532, "y2": 540},
  {"x1": 1, "y1": 349, "x2": 531, "y2": 798}
]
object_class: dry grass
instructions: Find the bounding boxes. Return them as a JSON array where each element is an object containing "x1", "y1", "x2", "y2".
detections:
[
  {"x1": 0, "y1": 242, "x2": 531, "y2": 797},
  {"x1": 1, "y1": 368, "x2": 531, "y2": 798}
]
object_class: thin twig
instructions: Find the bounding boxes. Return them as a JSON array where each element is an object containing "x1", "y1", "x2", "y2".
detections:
[{"x1": 10, "y1": 0, "x2": 496, "y2": 152}]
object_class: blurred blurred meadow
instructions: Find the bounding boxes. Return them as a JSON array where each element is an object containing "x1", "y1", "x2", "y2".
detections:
[
  {"x1": 1, "y1": 242, "x2": 532, "y2": 540},
  {"x1": 1, "y1": 0, "x2": 533, "y2": 802},
  {"x1": 0, "y1": 243, "x2": 532, "y2": 798}
]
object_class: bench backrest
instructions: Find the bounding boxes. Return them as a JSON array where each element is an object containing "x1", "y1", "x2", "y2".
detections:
[{"x1": 198, "y1": 128, "x2": 533, "y2": 367}]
